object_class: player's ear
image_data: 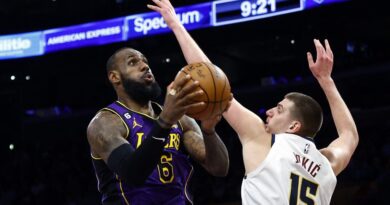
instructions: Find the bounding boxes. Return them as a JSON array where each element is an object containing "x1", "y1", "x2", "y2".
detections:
[
  {"x1": 108, "y1": 70, "x2": 121, "y2": 85},
  {"x1": 288, "y1": 121, "x2": 301, "y2": 133}
]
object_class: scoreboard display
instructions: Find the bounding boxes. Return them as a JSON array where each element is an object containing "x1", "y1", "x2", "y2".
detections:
[{"x1": 213, "y1": 0, "x2": 303, "y2": 26}]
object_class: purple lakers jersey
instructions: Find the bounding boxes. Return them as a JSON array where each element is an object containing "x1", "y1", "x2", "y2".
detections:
[{"x1": 91, "y1": 101, "x2": 194, "y2": 205}]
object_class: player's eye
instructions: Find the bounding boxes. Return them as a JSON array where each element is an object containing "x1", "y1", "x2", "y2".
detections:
[
  {"x1": 277, "y1": 106, "x2": 282, "y2": 113},
  {"x1": 128, "y1": 59, "x2": 138, "y2": 66}
]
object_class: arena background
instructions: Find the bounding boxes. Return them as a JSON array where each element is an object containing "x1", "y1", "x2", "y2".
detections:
[{"x1": 1, "y1": 0, "x2": 389, "y2": 204}]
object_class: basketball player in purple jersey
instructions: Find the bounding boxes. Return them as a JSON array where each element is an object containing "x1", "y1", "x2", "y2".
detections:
[{"x1": 87, "y1": 1, "x2": 230, "y2": 204}]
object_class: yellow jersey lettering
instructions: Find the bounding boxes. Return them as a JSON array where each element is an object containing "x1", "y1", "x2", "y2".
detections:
[
  {"x1": 164, "y1": 133, "x2": 180, "y2": 150},
  {"x1": 136, "y1": 133, "x2": 144, "y2": 148}
]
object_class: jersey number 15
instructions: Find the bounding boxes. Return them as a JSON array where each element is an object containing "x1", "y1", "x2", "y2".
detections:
[{"x1": 289, "y1": 172, "x2": 319, "y2": 205}]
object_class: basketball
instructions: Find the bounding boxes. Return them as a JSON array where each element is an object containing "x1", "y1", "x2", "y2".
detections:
[{"x1": 174, "y1": 62, "x2": 231, "y2": 120}]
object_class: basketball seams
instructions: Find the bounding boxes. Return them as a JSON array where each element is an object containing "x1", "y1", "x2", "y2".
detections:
[
  {"x1": 209, "y1": 64, "x2": 229, "y2": 114},
  {"x1": 180, "y1": 69, "x2": 211, "y2": 102},
  {"x1": 204, "y1": 63, "x2": 217, "y2": 119},
  {"x1": 176, "y1": 63, "x2": 230, "y2": 120},
  {"x1": 219, "y1": 74, "x2": 228, "y2": 113},
  {"x1": 180, "y1": 69, "x2": 210, "y2": 115}
]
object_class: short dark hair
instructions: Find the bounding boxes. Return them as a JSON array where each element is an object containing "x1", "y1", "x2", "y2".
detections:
[
  {"x1": 106, "y1": 47, "x2": 129, "y2": 73},
  {"x1": 285, "y1": 92, "x2": 323, "y2": 138}
]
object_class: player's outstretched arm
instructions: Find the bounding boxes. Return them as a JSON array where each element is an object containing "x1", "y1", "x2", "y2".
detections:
[
  {"x1": 223, "y1": 99, "x2": 267, "y2": 144},
  {"x1": 307, "y1": 39, "x2": 359, "y2": 176},
  {"x1": 148, "y1": 0, "x2": 264, "y2": 143},
  {"x1": 149, "y1": 0, "x2": 230, "y2": 176},
  {"x1": 147, "y1": 0, "x2": 210, "y2": 64}
]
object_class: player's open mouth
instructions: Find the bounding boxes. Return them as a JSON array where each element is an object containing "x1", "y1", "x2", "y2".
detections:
[{"x1": 143, "y1": 73, "x2": 153, "y2": 82}]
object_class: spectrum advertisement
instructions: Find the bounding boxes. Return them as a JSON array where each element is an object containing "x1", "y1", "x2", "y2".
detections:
[{"x1": 126, "y1": 3, "x2": 211, "y2": 38}]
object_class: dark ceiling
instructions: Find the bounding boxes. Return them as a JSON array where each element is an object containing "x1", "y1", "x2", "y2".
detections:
[{"x1": 1, "y1": 0, "x2": 389, "y2": 111}]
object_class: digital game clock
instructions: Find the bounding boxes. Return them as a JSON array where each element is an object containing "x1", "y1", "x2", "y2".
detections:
[{"x1": 212, "y1": 0, "x2": 303, "y2": 26}]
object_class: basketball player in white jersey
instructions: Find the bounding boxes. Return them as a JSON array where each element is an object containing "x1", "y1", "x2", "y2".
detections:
[
  {"x1": 222, "y1": 39, "x2": 359, "y2": 205},
  {"x1": 150, "y1": 0, "x2": 358, "y2": 203}
]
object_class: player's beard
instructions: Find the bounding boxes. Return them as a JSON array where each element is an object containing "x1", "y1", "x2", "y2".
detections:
[{"x1": 121, "y1": 75, "x2": 162, "y2": 105}]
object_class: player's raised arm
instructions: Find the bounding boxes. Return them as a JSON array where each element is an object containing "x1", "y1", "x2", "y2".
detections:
[
  {"x1": 308, "y1": 39, "x2": 359, "y2": 176},
  {"x1": 223, "y1": 99, "x2": 267, "y2": 144},
  {"x1": 148, "y1": 0, "x2": 266, "y2": 144},
  {"x1": 147, "y1": 0, "x2": 210, "y2": 64}
]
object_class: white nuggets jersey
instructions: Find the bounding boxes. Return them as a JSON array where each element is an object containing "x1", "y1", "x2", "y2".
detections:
[{"x1": 241, "y1": 133, "x2": 336, "y2": 205}]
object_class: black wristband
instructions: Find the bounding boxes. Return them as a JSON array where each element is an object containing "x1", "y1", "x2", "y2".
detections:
[{"x1": 150, "y1": 119, "x2": 171, "y2": 144}]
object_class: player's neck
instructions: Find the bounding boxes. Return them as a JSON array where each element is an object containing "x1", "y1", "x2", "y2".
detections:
[{"x1": 117, "y1": 96, "x2": 155, "y2": 116}]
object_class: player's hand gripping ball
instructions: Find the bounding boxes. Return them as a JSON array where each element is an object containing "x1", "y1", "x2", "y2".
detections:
[{"x1": 174, "y1": 62, "x2": 231, "y2": 120}]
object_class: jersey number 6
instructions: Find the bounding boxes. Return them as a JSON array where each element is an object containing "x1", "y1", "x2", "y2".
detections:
[{"x1": 157, "y1": 152, "x2": 174, "y2": 183}]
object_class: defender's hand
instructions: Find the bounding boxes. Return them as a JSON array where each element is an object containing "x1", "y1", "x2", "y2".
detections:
[
  {"x1": 147, "y1": 0, "x2": 181, "y2": 30},
  {"x1": 201, "y1": 93, "x2": 233, "y2": 134},
  {"x1": 307, "y1": 39, "x2": 334, "y2": 80},
  {"x1": 200, "y1": 115, "x2": 222, "y2": 135}
]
